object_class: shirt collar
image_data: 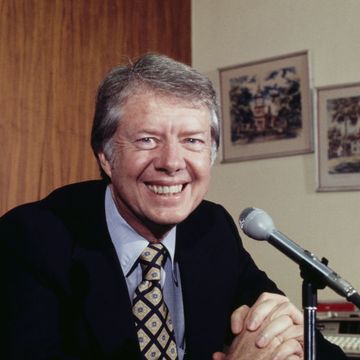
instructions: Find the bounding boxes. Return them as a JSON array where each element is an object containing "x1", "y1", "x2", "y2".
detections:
[{"x1": 104, "y1": 186, "x2": 177, "y2": 277}]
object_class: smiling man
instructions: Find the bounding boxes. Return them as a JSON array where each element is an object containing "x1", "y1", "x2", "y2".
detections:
[
  {"x1": 98, "y1": 93, "x2": 213, "y2": 242},
  {"x1": 0, "y1": 54, "x2": 347, "y2": 360}
]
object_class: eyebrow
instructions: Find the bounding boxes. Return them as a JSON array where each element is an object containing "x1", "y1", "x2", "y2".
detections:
[
  {"x1": 134, "y1": 128, "x2": 209, "y2": 136},
  {"x1": 180, "y1": 130, "x2": 208, "y2": 137}
]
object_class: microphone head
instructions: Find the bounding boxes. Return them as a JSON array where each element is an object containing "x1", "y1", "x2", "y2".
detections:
[{"x1": 239, "y1": 207, "x2": 276, "y2": 241}]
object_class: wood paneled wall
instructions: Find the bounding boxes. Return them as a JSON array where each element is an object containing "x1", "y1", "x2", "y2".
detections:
[{"x1": 0, "y1": 0, "x2": 191, "y2": 215}]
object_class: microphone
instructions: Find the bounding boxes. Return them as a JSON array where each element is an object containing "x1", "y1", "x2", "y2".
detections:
[{"x1": 239, "y1": 207, "x2": 360, "y2": 308}]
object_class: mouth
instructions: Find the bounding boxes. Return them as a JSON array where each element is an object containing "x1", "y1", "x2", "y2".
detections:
[{"x1": 146, "y1": 184, "x2": 185, "y2": 195}]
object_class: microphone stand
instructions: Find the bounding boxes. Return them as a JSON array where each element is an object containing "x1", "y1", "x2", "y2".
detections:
[
  {"x1": 300, "y1": 258, "x2": 328, "y2": 360},
  {"x1": 239, "y1": 208, "x2": 360, "y2": 358}
]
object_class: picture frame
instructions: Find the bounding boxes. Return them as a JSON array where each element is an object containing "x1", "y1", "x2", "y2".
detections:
[
  {"x1": 317, "y1": 82, "x2": 360, "y2": 191},
  {"x1": 219, "y1": 51, "x2": 313, "y2": 162}
]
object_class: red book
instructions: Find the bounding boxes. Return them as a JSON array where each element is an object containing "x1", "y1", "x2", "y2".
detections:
[{"x1": 318, "y1": 301, "x2": 356, "y2": 312}]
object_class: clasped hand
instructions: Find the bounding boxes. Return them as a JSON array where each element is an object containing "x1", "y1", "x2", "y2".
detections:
[{"x1": 213, "y1": 292, "x2": 304, "y2": 360}]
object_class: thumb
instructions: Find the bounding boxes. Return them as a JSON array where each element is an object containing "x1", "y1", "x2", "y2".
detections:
[
  {"x1": 212, "y1": 351, "x2": 226, "y2": 360},
  {"x1": 231, "y1": 305, "x2": 250, "y2": 334}
]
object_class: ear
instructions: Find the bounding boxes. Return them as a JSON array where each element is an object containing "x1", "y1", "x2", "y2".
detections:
[{"x1": 98, "y1": 152, "x2": 112, "y2": 179}]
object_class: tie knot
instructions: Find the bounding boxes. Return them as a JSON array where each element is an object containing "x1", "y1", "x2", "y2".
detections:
[{"x1": 139, "y1": 243, "x2": 167, "y2": 281}]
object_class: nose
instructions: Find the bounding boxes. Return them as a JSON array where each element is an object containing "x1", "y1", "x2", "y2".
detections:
[{"x1": 153, "y1": 142, "x2": 186, "y2": 175}]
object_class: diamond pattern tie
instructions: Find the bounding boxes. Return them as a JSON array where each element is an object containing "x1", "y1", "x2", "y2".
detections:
[{"x1": 132, "y1": 243, "x2": 178, "y2": 360}]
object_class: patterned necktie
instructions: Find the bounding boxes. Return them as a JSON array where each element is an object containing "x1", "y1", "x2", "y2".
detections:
[{"x1": 132, "y1": 243, "x2": 178, "y2": 360}]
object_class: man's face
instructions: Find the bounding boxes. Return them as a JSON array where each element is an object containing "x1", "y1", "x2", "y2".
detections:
[{"x1": 99, "y1": 92, "x2": 213, "y2": 239}]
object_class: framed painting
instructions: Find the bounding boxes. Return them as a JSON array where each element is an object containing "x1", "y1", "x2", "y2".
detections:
[
  {"x1": 317, "y1": 82, "x2": 360, "y2": 191},
  {"x1": 219, "y1": 51, "x2": 312, "y2": 162}
]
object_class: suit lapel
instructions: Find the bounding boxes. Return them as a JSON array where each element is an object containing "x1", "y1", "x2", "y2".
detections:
[
  {"x1": 66, "y1": 182, "x2": 140, "y2": 357},
  {"x1": 72, "y1": 239, "x2": 139, "y2": 356},
  {"x1": 175, "y1": 202, "x2": 232, "y2": 358}
]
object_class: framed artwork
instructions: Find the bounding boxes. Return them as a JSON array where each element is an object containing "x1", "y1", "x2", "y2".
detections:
[
  {"x1": 317, "y1": 82, "x2": 360, "y2": 191},
  {"x1": 219, "y1": 51, "x2": 312, "y2": 162}
]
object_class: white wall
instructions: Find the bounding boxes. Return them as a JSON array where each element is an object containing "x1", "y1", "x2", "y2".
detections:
[{"x1": 192, "y1": 0, "x2": 360, "y2": 308}]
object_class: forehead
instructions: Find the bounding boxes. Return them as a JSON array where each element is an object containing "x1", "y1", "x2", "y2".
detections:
[{"x1": 120, "y1": 92, "x2": 212, "y2": 130}]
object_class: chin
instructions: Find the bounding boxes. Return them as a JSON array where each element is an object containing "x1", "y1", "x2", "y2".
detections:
[{"x1": 151, "y1": 212, "x2": 190, "y2": 226}]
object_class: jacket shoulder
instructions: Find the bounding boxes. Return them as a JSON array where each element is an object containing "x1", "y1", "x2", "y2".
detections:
[
  {"x1": 0, "y1": 180, "x2": 107, "y2": 251},
  {"x1": 2, "y1": 180, "x2": 106, "y2": 216},
  {"x1": 180, "y1": 200, "x2": 239, "y2": 236},
  {"x1": 0, "y1": 180, "x2": 108, "y2": 282},
  {"x1": 43, "y1": 180, "x2": 107, "y2": 210}
]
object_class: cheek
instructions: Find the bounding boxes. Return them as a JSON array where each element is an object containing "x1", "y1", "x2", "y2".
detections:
[
  {"x1": 191, "y1": 158, "x2": 212, "y2": 186},
  {"x1": 112, "y1": 152, "x2": 150, "y2": 179},
  {"x1": 194, "y1": 153, "x2": 212, "y2": 175},
  {"x1": 200, "y1": 171, "x2": 212, "y2": 193}
]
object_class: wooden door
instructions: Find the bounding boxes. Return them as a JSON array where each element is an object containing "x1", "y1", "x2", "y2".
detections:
[{"x1": 0, "y1": 0, "x2": 191, "y2": 215}]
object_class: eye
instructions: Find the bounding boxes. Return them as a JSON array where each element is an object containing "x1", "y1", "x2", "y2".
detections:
[
  {"x1": 185, "y1": 138, "x2": 204, "y2": 144},
  {"x1": 135, "y1": 137, "x2": 158, "y2": 149},
  {"x1": 140, "y1": 137, "x2": 154, "y2": 143},
  {"x1": 183, "y1": 137, "x2": 207, "y2": 151}
]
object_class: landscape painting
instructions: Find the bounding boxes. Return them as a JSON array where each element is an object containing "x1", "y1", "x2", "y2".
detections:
[
  {"x1": 219, "y1": 51, "x2": 312, "y2": 162},
  {"x1": 317, "y1": 83, "x2": 360, "y2": 191}
]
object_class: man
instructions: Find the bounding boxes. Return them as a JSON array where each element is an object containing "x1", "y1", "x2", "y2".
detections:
[{"x1": 0, "y1": 54, "x2": 347, "y2": 359}]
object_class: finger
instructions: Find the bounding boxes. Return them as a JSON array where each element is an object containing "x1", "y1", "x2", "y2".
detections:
[
  {"x1": 212, "y1": 352, "x2": 226, "y2": 360},
  {"x1": 256, "y1": 314, "x2": 294, "y2": 347},
  {"x1": 245, "y1": 293, "x2": 289, "y2": 331},
  {"x1": 271, "y1": 338, "x2": 303, "y2": 360},
  {"x1": 268, "y1": 300, "x2": 303, "y2": 326},
  {"x1": 274, "y1": 356, "x2": 301, "y2": 360},
  {"x1": 277, "y1": 324, "x2": 304, "y2": 346},
  {"x1": 231, "y1": 305, "x2": 250, "y2": 334},
  {"x1": 256, "y1": 312, "x2": 303, "y2": 348}
]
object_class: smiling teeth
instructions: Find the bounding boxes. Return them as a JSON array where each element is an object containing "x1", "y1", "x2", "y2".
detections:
[{"x1": 148, "y1": 184, "x2": 183, "y2": 195}]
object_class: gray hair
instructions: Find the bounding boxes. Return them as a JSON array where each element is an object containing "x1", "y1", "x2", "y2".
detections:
[{"x1": 91, "y1": 54, "x2": 220, "y2": 180}]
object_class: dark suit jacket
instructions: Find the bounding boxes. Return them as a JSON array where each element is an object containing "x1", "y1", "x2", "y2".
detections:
[{"x1": 0, "y1": 180, "x2": 348, "y2": 359}]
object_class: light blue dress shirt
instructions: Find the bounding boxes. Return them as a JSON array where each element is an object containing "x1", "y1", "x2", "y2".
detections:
[{"x1": 104, "y1": 186, "x2": 185, "y2": 358}]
